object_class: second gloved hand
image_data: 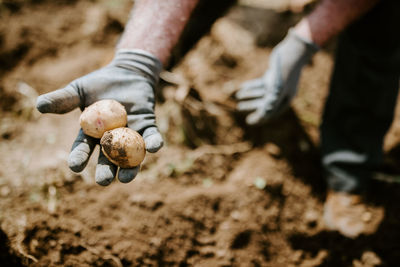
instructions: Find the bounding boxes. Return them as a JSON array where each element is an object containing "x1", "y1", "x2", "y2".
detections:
[
  {"x1": 36, "y1": 49, "x2": 163, "y2": 186},
  {"x1": 236, "y1": 30, "x2": 319, "y2": 125}
]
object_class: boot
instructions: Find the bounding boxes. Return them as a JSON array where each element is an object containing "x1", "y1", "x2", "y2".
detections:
[{"x1": 323, "y1": 190, "x2": 384, "y2": 238}]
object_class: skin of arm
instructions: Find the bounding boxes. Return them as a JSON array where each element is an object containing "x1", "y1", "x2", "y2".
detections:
[
  {"x1": 117, "y1": 0, "x2": 199, "y2": 65},
  {"x1": 118, "y1": 0, "x2": 380, "y2": 64},
  {"x1": 293, "y1": 0, "x2": 380, "y2": 46}
]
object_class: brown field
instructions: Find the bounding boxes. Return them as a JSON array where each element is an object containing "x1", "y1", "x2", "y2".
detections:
[{"x1": 1, "y1": 1, "x2": 400, "y2": 266}]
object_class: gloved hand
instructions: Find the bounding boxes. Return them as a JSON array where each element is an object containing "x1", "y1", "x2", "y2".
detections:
[
  {"x1": 236, "y1": 29, "x2": 319, "y2": 125},
  {"x1": 36, "y1": 49, "x2": 163, "y2": 186}
]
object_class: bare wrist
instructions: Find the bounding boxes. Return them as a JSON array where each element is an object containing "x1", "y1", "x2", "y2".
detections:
[{"x1": 293, "y1": 18, "x2": 330, "y2": 47}]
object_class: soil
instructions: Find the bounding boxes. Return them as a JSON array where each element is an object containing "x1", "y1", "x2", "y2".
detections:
[{"x1": 1, "y1": 1, "x2": 400, "y2": 267}]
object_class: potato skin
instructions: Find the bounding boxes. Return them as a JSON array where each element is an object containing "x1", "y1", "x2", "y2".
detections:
[
  {"x1": 100, "y1": 127, "x2": 146, "y2": 168},
  {"x1": 80, "y1": 99, "x2": 127, "y2": 138}
]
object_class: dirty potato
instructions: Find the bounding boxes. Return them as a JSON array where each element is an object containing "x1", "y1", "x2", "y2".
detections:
[
  {"x1": 100, "y1": 127, "x2": 146, "y2": 168},
  {"x1": 79, "y1": 99, "x2": 127, "y2": 138}
]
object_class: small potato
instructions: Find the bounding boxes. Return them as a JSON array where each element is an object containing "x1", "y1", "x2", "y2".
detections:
[
  {"x1": 80, "y1": 99, "x2": 127, "y2": 138},
  {"x1": 100, "y1": 127, "x2": 146, "y2": 168}
]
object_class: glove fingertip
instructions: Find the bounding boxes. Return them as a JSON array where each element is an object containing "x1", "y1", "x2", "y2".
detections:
[
  {"x1": 144, "y1": 133, "x2": 164, "y2": 153},
  {"x1": 240, "y1": 78, "x2": 264, "y2": 90},
  {"x1": 96, "y1": 153, "x2": 117, "y2": 186},
  {"x1": 95, "y1": 166, "x2": 115, "y2": 186},
  {"x1": 68, "y1": 131, "x2": 96, "y2": 173},
  {"x1": 236, "y1": 101, "x2": 247, "y2": 111},
  {"x1": 235, "y1": 91, "x2": 245, "y2": 100},
  {"x1": 68, "y1": 156, "x2": 87, "y2": 173},
  {"x1": 118, "y1": 166, "x2": 140, "y2": 183},
  {"x1": 36, "y1": 85, "x2": 81, "y2": 114},
  {"x1": 36, "y1": 94, "x2": 53, "y2": 114},
  {"x1": 246, "y1": 112, "x2": 263, "y2": 126}
]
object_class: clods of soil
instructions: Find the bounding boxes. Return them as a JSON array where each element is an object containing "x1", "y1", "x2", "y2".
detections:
[{"x1": 1, "y1": 1, "x2": 400, "y2": 266}]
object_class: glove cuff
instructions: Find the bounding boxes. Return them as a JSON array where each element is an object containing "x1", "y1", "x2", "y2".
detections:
[
  {"x1": 287, "y1": 28, "x2": 320, "y2": 58},
  {"x1": 112, "y1": 49, "x2": 163, "y2": 86}
]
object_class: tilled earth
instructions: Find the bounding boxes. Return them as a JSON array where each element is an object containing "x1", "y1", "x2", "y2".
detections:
[{"x1": 1, "y1": 1, "x2": 400, "y2": 266}]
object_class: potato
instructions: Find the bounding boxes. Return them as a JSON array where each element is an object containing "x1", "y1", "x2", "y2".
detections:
[
  {"x1": 80, "y1": 99, "x2": 127, "y2": 138},
  {"x1": 100, "y1": 127, "x2": 146, "y2": 168}
]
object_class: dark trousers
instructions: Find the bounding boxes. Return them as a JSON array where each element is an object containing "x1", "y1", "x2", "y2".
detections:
[{"x1": 321, "y1": 0, "x2": 400, "y2": 193}]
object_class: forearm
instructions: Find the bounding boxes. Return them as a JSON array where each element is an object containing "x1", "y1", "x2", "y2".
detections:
[
  {"x1": 294, "y1": 0, "x2": 380, "y2": 46},
  {"x1": 117, "y1": 0, "x2": 199, "y2": 65}
]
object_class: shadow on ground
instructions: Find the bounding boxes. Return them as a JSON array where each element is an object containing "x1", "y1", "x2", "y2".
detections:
[
  {"x1": 236, "y1": 108, "x2": 326, "y2": 199},
  {"x1": 288, "y1": 178, "x2": 400, "y2": 266},
  {"x1": 235, "y1": 106, "x2": 400, "y2": 266}
]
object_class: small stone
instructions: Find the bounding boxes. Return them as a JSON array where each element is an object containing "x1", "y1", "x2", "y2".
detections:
[
  {"x1": 49, "y1": 240, "x2": 57, "y2": 248},
  {"x1": 291, "y1": 250, "x2": 303, "y2": 263},
  {"x1": 254, "y1": 177, "x2": 267, "y2": 190},
  {"x1": 216, "y1": 249, "x2": 227, "y2": 258},
  {"x1": 361, "y1": 251, "x2": 381, "y2": 265},
  {"x1": 230, "y1": 210, "x2": 241, "y2": 221},
  {"x1": 265, "y1": 143, "x2": 281, "y2": 156},
  {"x1": 304, "y1": 210, "x2": 319, "y2": 223},
  {"x1": 362, "y1": 211, "x2": 372, "y2": 222}
]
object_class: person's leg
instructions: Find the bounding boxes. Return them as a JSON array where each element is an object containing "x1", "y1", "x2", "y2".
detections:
[
  {"x1": 321, "y1": 0, "x2": 400, "y2": 194},
  {"x1": 320, "y1": 0, "x2": 400, "y2": 237}
]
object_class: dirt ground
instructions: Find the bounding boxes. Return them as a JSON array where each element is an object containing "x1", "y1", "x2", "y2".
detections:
[{"x1": 1, "y1": 1, "x2": 400, "y2": 266}]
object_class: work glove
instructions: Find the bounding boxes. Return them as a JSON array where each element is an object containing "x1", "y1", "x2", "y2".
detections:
[
  {"x1": 236, "y1": 29, "x2": 319, "y2": 125},
  {"x1": 36, "y1": 49, "x2": 163, "y2": 186}
]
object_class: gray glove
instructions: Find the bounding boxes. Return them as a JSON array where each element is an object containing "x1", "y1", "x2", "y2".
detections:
[
  {"x1": 36, "y1": 49, "x2": 163, "y2": 186},
  {"x1": 236, "y1": 29, "x2": 319, "y2": 125}
]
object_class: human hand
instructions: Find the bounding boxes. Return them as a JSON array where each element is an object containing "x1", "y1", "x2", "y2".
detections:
[
  {"x1": 36, "y1": 49, "x2": 163, "y2": 186},
  {"x1": 236, "y1": 30, "x2": 319, "y2": 125}
]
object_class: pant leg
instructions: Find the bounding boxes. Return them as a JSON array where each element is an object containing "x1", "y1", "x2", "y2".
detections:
[{"x1": 321, "y1": 0, "x2": 400, "y2": 193}]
